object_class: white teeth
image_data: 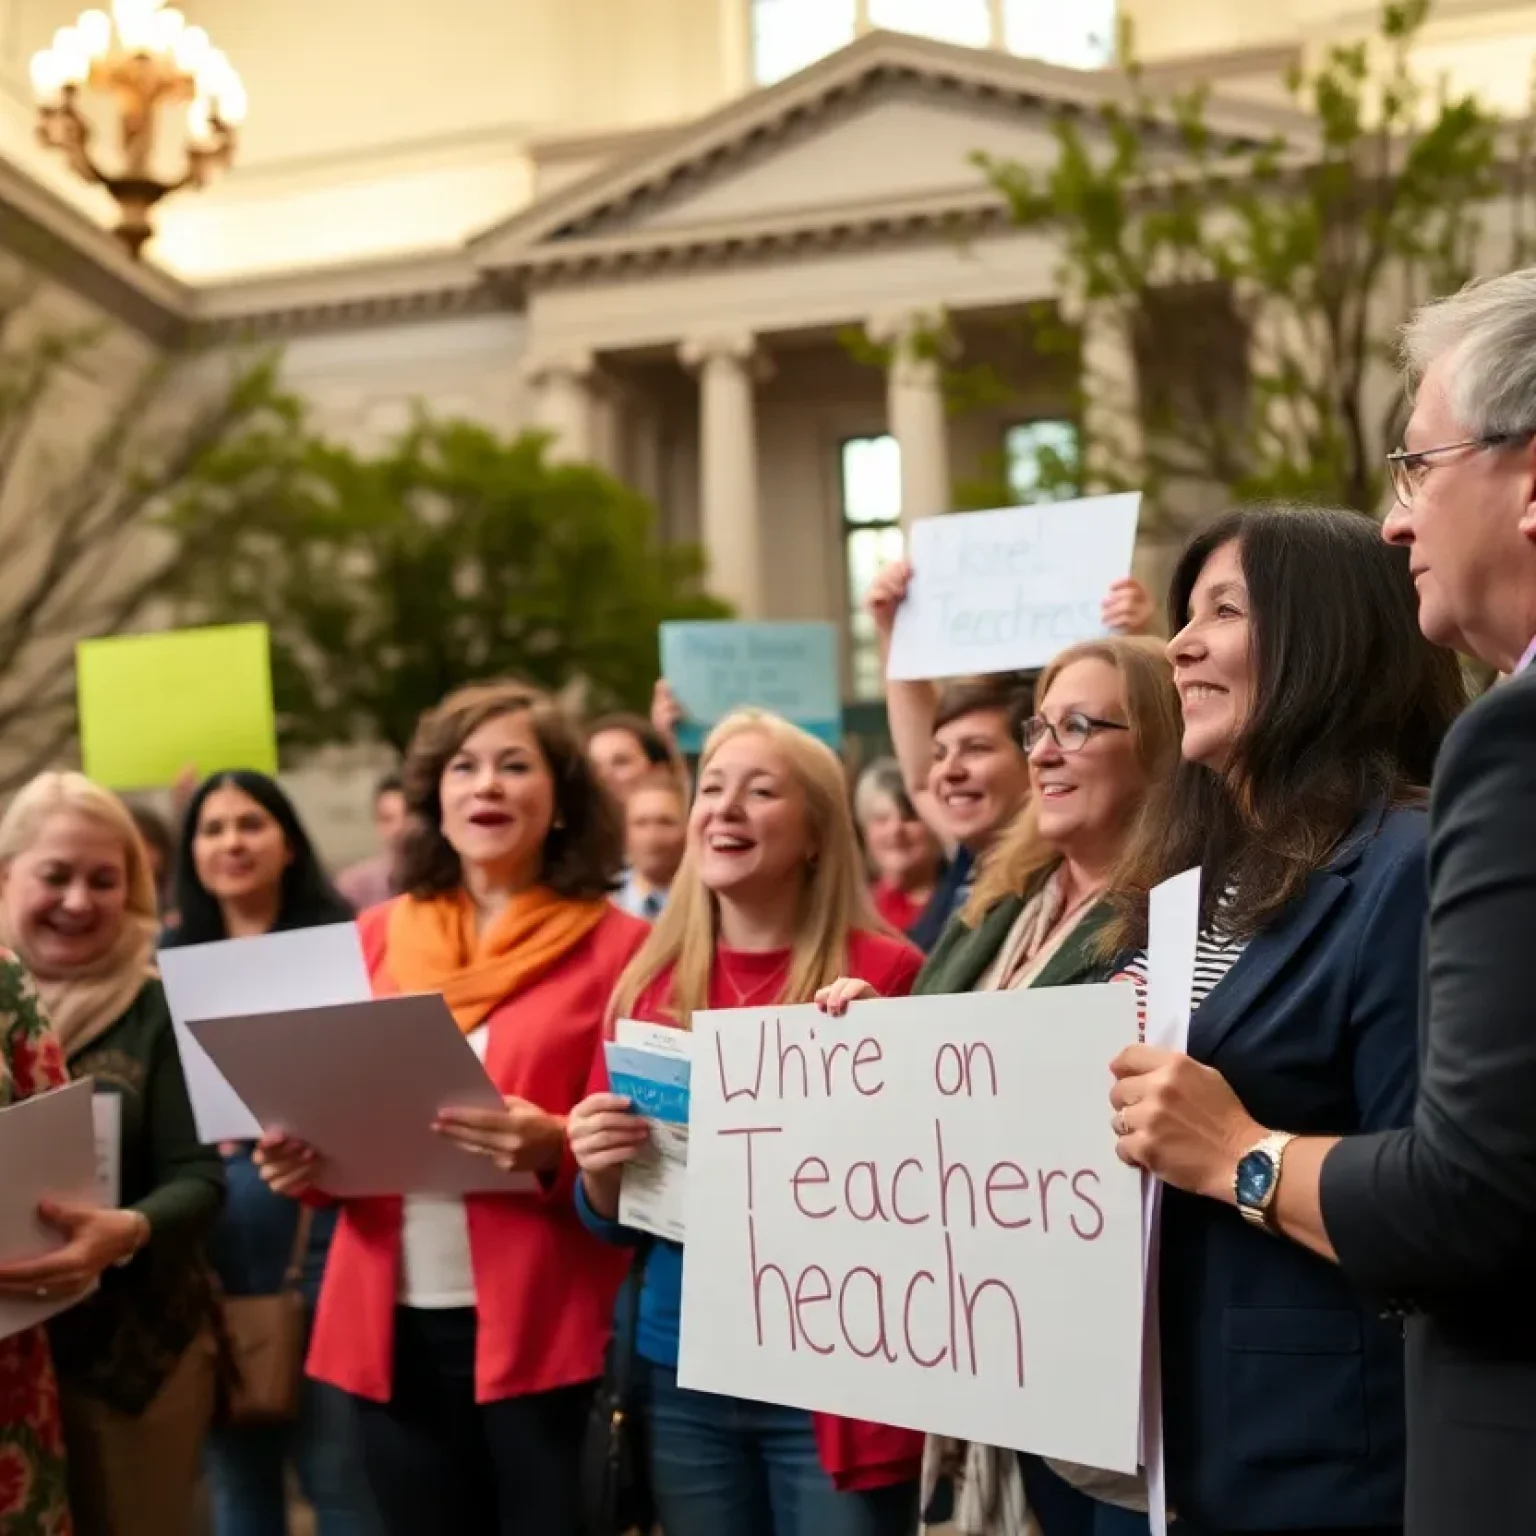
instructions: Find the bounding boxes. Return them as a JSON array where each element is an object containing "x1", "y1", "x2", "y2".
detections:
[
  {"x1": 709, "y1": 836, "x2": 751, "y2": 851},
  {"x1": 1184, "y1": 684, "x2": 1224, "y2": 702}
]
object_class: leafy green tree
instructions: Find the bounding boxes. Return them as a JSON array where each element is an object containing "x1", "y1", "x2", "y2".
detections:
[
  {"x1": 0, "y1": 273, "x2": 292, "y2": 790},
  {"x1": 163, "y1": 417, "x2": 729, "y2": 752},
  {"x1": 887, "y1": 0, "x2": 1534, "y2": 525}
]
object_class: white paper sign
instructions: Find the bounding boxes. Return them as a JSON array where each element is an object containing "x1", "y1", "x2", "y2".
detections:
[
  {"x1": 1140, "y1": 867, "x2": 1202, "y2": 1536},
  {"x1": 159, "y1": 924, "x2": 373, "y2": 1144},
  {"x1": 188, "y1": 993, "x2": 534, "y2": 1198},
  {"x1": 0, "y1": 1079, "x2": 101, "y2": 1341},
  {"x1": 678, "y1": 989, "x2": 1143, "y2": 1473},
  {"x1": 887, "y1": 494, "x2": 1141, "y2": 681},
  {"x1": 91, "y1": 1091, "x2": 121, "y2": 1207}
]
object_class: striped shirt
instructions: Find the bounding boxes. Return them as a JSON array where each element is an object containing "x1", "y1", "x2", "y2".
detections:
[{"x1": 1118, "y1": 911, "x2": 1248, "y2": 1036}]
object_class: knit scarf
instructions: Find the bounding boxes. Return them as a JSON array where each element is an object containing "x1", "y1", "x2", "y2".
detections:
[
  {"x1": 12, "y1": 913, "x2": 157, "y2": 1063},
  {"x1": 385, "y1": 886, "x2": 608, "y2": 1032}
]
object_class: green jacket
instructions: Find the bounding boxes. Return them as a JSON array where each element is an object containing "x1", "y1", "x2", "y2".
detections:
[
  {"x1": 914, "y1": 884, "x2": 1116, "y2": 997},
  {"x1": 48, "y1": 977, "x2": 225, "y2": 1414}
]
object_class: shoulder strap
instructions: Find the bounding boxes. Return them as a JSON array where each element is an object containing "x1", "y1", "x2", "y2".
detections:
[{"x1": 281, "y1": 1205, "x2": 314, "y2": 1290}]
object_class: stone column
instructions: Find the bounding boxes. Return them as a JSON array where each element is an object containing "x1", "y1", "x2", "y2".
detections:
[
  {"x1": 867, "y1": 309, "x2": 952, "y2": 531},
  {"x1": 523, "y1": 350, "x2": 596, "y2": 463},
  {"x1": 1073, "y1": 304, "x2": 1142, "y2": 496},
  {"x1": 680, "y1": 332, "x2": 765, "y2": 617}
]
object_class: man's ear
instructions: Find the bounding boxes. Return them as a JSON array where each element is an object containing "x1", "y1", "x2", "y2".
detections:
[{"x1": 1519, "y1": 440, "x2": 1536, "y2": 544}]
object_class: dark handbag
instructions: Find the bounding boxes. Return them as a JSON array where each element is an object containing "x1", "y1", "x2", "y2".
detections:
[
  {"x1": 580, "y1": 1245, "x2": 653, "y2": 1536},
  {"x1": 213, "y1": 1206, "x2": 313, "y2": 1427}
]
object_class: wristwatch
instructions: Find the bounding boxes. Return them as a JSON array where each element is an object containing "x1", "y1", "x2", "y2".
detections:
[{"x1": 1234, "y1": 1131, "x2": 1296, "y2": 1232}]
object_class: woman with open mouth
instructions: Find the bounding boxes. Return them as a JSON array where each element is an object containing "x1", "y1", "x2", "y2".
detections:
[
  {"x1": 569, "y1": 709, "x2": 927, "y2": 1536},
  {"x1": 257, "y1": 681, "x2": 649, "y2": 1536}
]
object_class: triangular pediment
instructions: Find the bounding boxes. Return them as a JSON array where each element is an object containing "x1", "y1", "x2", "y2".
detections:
[{"x1": 471, "y1": 28, "x2": 1311, "y2": 273}]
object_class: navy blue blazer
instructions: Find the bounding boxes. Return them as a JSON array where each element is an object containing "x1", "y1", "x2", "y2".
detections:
[{"x1": 1159, "y1": 803, "x2": 1424, "y2": 1531}]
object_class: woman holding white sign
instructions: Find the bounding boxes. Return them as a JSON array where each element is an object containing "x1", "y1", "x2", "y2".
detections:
[
  {"x1": 1103, "y1": 507, "x2": 1465, "y2": 1535},
  {"x1": 569, "y1": 709, "x2": 926, "y2": 1536},
  {"x1": 864, "y1": 563, "x2": 1156, "y2": 950},
  {"x1": 817, "y1": 633, "x2": 1182, "y2": 1535},
  {"x1": 260, "y1": 682, "x2": 648, "y2": 1536}
]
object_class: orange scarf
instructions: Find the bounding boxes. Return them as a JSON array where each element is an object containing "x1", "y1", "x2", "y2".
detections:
[{"x1": 386, "y1": 887, "x2": 609, "y2": 1033}]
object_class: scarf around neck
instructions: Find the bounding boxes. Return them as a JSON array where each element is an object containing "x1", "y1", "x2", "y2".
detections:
[
  {"x1": 386, "y1": 885, "x2": 608, "y2": 1032},
  {"x1": 9, "y1": 913, "x2": 158, "y2": 1063}
]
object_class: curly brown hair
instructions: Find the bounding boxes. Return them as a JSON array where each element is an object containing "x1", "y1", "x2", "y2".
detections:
[{"x1": 395, "y1": 680, "x2": 624, "y2": 901}]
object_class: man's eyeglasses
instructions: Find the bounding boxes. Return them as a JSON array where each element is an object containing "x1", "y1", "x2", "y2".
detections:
[
  {"x1": 1386, "y1": 433, "x2": 1529, "y2": 508},
  {"x1": 1021, "y1": 713, "x2": 1130, "y2": 754}
]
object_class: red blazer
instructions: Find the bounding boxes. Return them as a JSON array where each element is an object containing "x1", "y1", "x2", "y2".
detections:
[{"x1": 307, "y1": 898, "x2": 649, "y2": 1404}]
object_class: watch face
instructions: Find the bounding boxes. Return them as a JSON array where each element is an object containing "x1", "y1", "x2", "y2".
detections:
[{"x1": 1236, "y1": 1149, "x2": 1277, "y2": 1209}]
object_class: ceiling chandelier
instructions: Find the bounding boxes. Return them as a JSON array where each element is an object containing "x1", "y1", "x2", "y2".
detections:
[{"x1": 29, "y1": 0, "x2": 247, "y2": 259}]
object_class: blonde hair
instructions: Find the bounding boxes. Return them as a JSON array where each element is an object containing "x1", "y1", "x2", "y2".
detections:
[
  {"x1": 610, "y1": 710, "x2": 881, "y2": 1026},
  {"x1": 962, "y1": 636, "x2": 1181, "y2": 923},
  {"x1": 0, "y1": 772, "x2": 158, "y2": 923}
]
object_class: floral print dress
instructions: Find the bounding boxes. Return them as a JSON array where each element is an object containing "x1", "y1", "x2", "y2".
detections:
[{"x1": 0, "y1": 953, "x2": 71, "y2": 1536}]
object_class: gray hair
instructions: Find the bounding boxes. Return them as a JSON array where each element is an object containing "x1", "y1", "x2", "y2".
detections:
[
  {"x1": 1400, "y1": 266, "x2": 1536, "y2": 438},
  {"x1": 853, "y1": 756, "x2": 912, "y2": 828}
]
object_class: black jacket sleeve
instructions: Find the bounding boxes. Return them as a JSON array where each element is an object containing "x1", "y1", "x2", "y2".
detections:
[{"x1": 1319, "y1": 670, "x2": 1536, "y2": 1303}]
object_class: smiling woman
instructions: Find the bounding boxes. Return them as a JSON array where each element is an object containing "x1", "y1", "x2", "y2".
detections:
[
  {"x1": 0, "y1": 771, "x2": 225, "y2": 1536},
  {"x1": 264, "y1": 679, "x2": 649, "y2": 1536}
]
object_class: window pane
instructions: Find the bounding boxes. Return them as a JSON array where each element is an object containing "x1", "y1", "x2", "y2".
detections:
[
  {"x1": 1006, "y1": 419, "x2": 1080, "y2": 503},
  {"x1": 868, "y1": 0, "x2": 993, "y2": 49},
  {"x1": 1003, "y1": 0, "x2": 1117, "y2": 68},
  {"x1": 846, "y1": 524, "x2": 906, "y2": 700},
  {"x1": 752, "y1": 0, "x2": 858, "y2": 85},
  {"x1": 841, "y1": 434, "x2": 902, "y2": 525}
]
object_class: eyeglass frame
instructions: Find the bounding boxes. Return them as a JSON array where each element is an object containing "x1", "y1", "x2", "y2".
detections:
[
  {"x1": 1020, "y1": 712, "x2": 1130, "y2": 754},
  {"x1": 1385, "y1": 432, "x2": 1531, "y2": 508}
]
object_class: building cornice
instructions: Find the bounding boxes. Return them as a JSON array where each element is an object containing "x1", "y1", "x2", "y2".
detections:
[
  {"x1": 469, "y1": 29, "x2": 1315, "y2": 271},
  {"x1": 186, "y1": 248, "x2": 498, "y2": 340},
  {"x1": 0, "y1": 152, "x2": 191, "y2": 342}
]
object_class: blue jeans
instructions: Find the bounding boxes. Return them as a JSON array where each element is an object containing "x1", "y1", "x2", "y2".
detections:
[
  {"x1": 640, "y1": 1360, "x2": 918, "y2": 1536},
  {"x1": 205, "y1": 1374, "x2": 381, "y2": 1536}
]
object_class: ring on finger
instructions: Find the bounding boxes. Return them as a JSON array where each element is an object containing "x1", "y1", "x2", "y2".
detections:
[{"x1": 1113, "y1": 1108, "x2": 1130, "y2": 1137}]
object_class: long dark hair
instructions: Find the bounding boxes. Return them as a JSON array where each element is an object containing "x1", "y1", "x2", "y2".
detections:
[
  {"x1": 167, "y1": 770, "x2": 353, "y2": 946},
  {"x1": 1106, "y1": 505, "x2": 1466, "y2": 949}
]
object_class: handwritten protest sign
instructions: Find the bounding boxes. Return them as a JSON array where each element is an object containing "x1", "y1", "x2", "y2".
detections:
[
  {"x1": 886, "y1": 494, "x2": 1141, "y2": 680},
  {"x1": 660, "y1": 622, "x2": 841, "y2": 752},
  {"x1": 77, "y1": 623, "x2": 278, "y2": 790},
  {"x1": 677, "y1": 988, "x2": 1143, "y2": 1472}
]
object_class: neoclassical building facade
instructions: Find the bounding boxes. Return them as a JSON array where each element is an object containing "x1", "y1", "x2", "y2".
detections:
[{"x1": 2, "y1": 0, "x2": 1533, "y2": 850}]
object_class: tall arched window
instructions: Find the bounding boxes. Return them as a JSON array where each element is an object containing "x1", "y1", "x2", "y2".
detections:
[{"x1": 749, "y1": 0, "x2": 1117, "y2": 87}]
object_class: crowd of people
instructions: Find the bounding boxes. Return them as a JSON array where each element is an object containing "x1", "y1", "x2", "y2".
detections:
[{"x1": 0, "y1": 266, "x2": 1531, "y2": 1536}]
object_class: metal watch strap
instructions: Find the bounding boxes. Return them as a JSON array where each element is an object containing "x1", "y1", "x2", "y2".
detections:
[{"x1": 1237, "y1": 1131, "x2": 1296, "y2": 1232}]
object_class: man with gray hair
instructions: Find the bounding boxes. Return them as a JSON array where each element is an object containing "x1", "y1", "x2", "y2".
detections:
[{"x1": 1106, "y1": 266, "x2": 1536, "y2": 1536}]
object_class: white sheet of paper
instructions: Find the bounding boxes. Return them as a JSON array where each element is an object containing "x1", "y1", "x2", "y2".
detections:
[
  {"x1": 188, "y1": 993, "x2": 535, "y2": 1198},
  {"x1": 158, "y1": 924, "x2": 373, "y2": 1144},
  {"x1": 91, "y1": 1091, "x2": 121, "y2": 1207},
  {"x1": 1140, "y1": 867, "x2": 1201, "y2": 1536},
  {"x1": 0, "y1": 1079, "x2": 101, "y2": 1341},
  {"x1": 610, "y1": 1023, "x2": 693, "y2": 1243},
  {"x1": 886, "y1": 494, "x2": 1141, "y2": 681}
]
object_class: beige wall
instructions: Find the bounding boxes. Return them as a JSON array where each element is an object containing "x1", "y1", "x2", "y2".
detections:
[{"x1": 146, "y1": 0, "x2": 743, "y2": 279}]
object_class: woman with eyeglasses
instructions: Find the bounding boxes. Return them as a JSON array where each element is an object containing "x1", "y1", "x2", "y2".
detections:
[{"x1": 817, "y1": 634, "x2": 1183, "y2": 1533}]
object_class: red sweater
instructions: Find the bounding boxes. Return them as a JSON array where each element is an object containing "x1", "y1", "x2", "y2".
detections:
[
  {"x1": 610, "y1": 927, "x2": 927, "y2": 1492},
  {"x1": 306, "y1": 899, "x2": 649, "y2": 1404}
]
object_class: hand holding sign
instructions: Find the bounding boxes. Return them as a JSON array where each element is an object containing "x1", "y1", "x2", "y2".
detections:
[{"x1": 887, "y1": 496, "x2": 1141, "y2": 680}]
